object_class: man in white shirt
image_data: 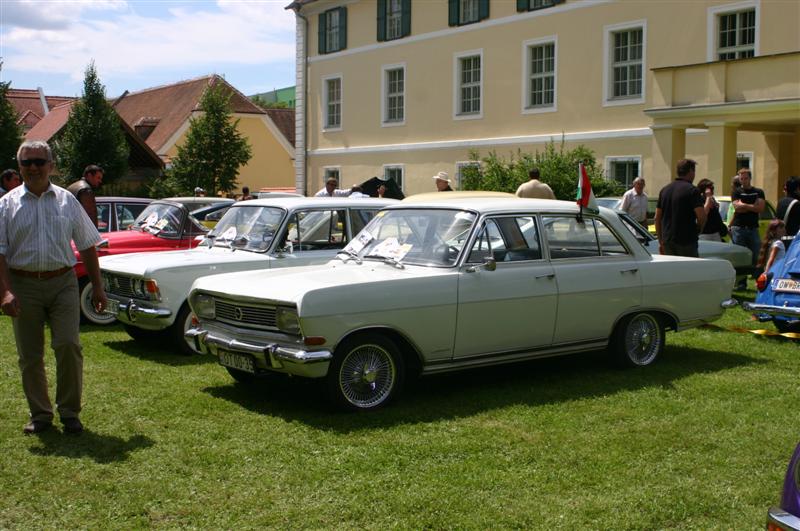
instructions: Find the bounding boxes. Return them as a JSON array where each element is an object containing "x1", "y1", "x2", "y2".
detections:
[
  {"x1": 315, "y1": 177, "x2": 359, "y2": 197},
  {"x1": 0, "y1": 140, "x2": 106, "y2": 435},
  {"x1": 620, "y1": 177, "x2": 648, "y2": 227},
  {"x1": 515, "y1": 168, "x2": 555, "y2": 199}
]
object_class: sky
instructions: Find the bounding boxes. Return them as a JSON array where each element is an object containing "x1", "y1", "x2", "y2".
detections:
[{"x1": 0, "y1": 0, "x2": 298, "y2": 98}]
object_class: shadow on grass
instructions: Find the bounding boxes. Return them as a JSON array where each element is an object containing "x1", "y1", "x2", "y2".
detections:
[
  {"x1": 203, "y1": 344, "x2": 763, "y2": 432},
  {"x1": 28, "y1": 430, "x2": 154, "y2": 464},
  {"x1": 103, "y1": 339, "x2": 216, "y2": 367}
]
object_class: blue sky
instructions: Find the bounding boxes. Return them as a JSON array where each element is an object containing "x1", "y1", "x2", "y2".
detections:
[{"x1": 0, "y1": 0, "x2": 297, "y2": 98}]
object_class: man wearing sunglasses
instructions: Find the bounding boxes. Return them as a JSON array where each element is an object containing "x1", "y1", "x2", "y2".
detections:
[
  {"x1": 0, "y1": 140, "x2": 107, "y2": 435},
  {"x1": 67, "y1": 164, "x2": 104, "y2": 228}
]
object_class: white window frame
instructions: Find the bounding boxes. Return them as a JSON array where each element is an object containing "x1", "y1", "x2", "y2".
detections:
[
  {"x1": 459, "y1": 0, "x2": 480, "y2": 25},
  {"x1": 386, "y1": 0, "x2": 403, "y2": 40},
  {"x1": 602, "y1": 20, "x2": 646, "y2": 107},
  {"x1": 382, "y1": 164, "x2": 405, "y2": 191},
  {"x1": 521, "y1": 35, "x2": 558, "y2": 115},
  {"x1": 324, "y1": 9, "x2": 342, "y2": 54},
  {"x1": 323, "y1": 166, "x2": 341, "y2": 183},
  {"x1": 456, "y1": 161, "x2": 481, "y2": 189},
  {"x1": 453, "y1": 49, "x2": 484, "y2": 120},
  {"x1": 322, "y1": 74, "x2": 343, "y2": 132},
  {"x1": 381, "y1": 63, "x2": 406, "y2": 127},
  {"x1": 706, "y1": 1, "x2": 759, "y2": 62},
  {"x1": 605, "y1": 156, "x2": 642, "y2": 188},
  {"x1": 737, "y1": 151, "x2": 754, "y2": 172}
]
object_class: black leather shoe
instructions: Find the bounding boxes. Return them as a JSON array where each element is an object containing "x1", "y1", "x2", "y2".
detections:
[
  {"x1": 23, "y1": 420, "x2": 52, "y2": 435},
  {"x1": 61, "y1": 417, "x2": 83, "y2": 434}
]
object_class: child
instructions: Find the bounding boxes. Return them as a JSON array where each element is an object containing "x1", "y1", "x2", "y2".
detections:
[{"x1": 757, "y1": 219, "x2": 787, "y2": 273}]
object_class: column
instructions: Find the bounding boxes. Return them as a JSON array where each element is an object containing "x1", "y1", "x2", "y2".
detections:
[
  {"x1": 705, "y1": 122, "x2": 739, "y2": 195},
  {"x1": 650, "y1": 125, "x2": 686, "y2": 189}
]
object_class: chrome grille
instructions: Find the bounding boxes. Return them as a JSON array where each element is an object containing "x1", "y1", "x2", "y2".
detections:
[
  {"x1": 214, "y1": 298, "x2": 278, "y2": 330},
  {"x1": 105, "y1": 274, "x2": 139, "y2": 299}
]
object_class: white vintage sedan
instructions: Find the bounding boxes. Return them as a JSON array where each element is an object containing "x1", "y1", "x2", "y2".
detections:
[
  {"x1": 100, "y1": 197, "x2": 395, "y2": 354},
  {"x1": 186, "y1": 197, "x2": 735, "y2": 411}
]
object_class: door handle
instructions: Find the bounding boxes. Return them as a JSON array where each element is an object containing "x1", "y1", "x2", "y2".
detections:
[
  {"x1": 619, "y1": 268, "x2": 639, "y2": 274},
  {"x1": 535, "y1": 273, "x2": 555, "y2": 279}
]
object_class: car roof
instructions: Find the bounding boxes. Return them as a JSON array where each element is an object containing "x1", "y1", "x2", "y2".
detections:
[
  {"x1": 165, "y1": 197, "x2": 235, "y2": 204},
  {"x1": 386, "y1": 195, "x2": 598, "y2": 215},
  {"x1": 96, "y1": 196, "x2": 153, "y2": 203},
  {"x1": 402, "y1": 191, "x2": 516, "y2": 203},
  {"x1": 226, "y1": 197, "x2": 398, "y2": 208}
]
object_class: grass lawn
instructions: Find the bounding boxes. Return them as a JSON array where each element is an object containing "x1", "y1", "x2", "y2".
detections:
[{"x1": 0, "y1": 286, "x2": 798, "y2": 529}]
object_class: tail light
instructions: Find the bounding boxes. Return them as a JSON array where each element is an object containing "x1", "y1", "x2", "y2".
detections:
[{"x1": 756, "y1": 273, "x2": 768, "y2": 291}]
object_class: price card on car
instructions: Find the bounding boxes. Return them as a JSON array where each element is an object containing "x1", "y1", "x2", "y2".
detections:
[
  {"x1": 775, "y1": 278, "x2": 800, "y2": 293},
  {"x1": 218, "y1": 349, "x2": 256, "y2": 373}
]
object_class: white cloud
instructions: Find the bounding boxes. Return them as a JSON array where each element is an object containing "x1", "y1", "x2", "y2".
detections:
[{"x1": 1, "y1": 0, "x2": 295, "y2": 84}]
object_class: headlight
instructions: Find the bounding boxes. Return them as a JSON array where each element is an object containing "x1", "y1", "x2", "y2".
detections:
[
  {"x1": 276, "y1": 306, "x2": 301, "y2": 335},
  {"x1": 193, "y1": 293, "x2": 215, "y2": 319}
]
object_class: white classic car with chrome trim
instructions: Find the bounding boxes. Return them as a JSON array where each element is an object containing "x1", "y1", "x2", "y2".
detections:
[
  {"x1": 186, "y1": 197, "x2": 735, "y2": 411},
  {"x1": 100, "y1": 197, "x2": 395, "y2": 354}
]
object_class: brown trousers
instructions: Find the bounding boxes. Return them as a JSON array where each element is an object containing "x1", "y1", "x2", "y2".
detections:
[{"x1": 10, "y1": 271, "x2": 82, "y2": 422}]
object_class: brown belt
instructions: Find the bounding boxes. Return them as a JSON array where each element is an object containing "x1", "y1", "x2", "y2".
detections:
[{"x1": 9, "y1": 266, "x2": 72, "y2": 280}]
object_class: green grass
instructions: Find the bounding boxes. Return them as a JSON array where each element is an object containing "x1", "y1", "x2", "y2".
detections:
[{"x1": 0, "y1": 287, "x2": 798, "y2": 529}]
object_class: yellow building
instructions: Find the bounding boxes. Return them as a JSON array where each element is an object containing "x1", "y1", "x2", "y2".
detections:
[{"x1": 287, "y1": 0, "x2": 800, "y2": 200}]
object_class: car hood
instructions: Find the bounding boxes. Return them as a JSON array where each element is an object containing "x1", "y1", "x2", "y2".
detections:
[
  {"x1": 100, "y1": 246, "x2": 268, "y2": 277},
  {"x1": 191, "y1": 259, "x2": 455, "y2": 314}
]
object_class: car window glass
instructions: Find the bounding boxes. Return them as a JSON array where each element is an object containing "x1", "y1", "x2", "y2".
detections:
[
  {"x1": 286, "y1": 210, "x2": 345, "y2": 251},
  {"x1": 97, "y1": 204, "x2": 111, "y2": 232},
  {"x1": 595, "y1": 219, "x2": 630, "y2": 256},
  {"x1": 212, "y1": 206, "x2": 283, "y2": 251},
  {"x1": 543, "y1": 216, "x2": 600, "y2": 259},
  {"x1": 116, "y1": 203, "x2": 147, "y2": 231},
  {"x1": 133, "y1": 203, "x2": 184, "y2": 238},
  {"x1": 467, "y1": 219, "x2": 503, "y2": 263},
  {"x1": 350, "y1": 209, "x2": 379, "y2": 236}
]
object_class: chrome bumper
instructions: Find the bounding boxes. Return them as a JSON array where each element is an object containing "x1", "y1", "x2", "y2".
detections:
[
  {"x1": 185, "y1": 328, "x2": 332, "y2": 378},
  {"x1": 767, "y1": 507, "x2": 800, "y2": 531},
  {"x1": 105, "y1": 294, "x2": 172, "y2": 327},
  {"x1": 721, "y1": 298, "x2": 739, "y2": 309},
  {"x1": 742, "y1": 301, "x2": 800, "y2": 318}
]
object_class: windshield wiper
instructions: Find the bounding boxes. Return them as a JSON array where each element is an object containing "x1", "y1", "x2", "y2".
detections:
[
  {"x1": 365, "y1": 253, "x2": 405, "y2": 269},
  {"x1": 336, "y1": 249, "x2": 362, "y2": 264}
]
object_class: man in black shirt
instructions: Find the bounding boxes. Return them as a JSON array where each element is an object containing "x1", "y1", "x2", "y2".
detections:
[
  {"x1": 729, "y1": 168, "x2": 765, "y2": 289},
  {"x1": 655, "y1": 159, "x2": 706, "y2": 257},
  {"x1": 776, "y1": 176, "x2": 800, "y2": 236}
]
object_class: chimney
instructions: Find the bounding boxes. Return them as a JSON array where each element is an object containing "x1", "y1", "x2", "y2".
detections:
[{"x1": 37, "y1": 87, "x2": 49, "y2": 115}]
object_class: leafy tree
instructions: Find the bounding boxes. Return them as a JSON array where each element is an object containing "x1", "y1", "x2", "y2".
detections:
[
  {"x1": 56, "y1": 62, "x2": 129, "y2": 185},
  {"x1": 0, "y1": 75, "x2": 24, "y2": 170},
  {"x1": 170, "y1": 83, "x2": 252, "y2": 196},
  {"x1": 461, "y1": 140, "x2": 623, "y2": 199},
  {"x1": 251, "y1": 94, "x2": 289, "y2": 109}
]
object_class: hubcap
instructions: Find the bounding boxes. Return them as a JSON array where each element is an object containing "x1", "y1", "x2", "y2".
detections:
[
  {"x1": 82, "y1": 284, "x2": 115, "y2": 324},
  {"x1": 625, "y1": 314, "x2": 660, "y2": 365},
  {"x1": 339, "y1": 344, "x2": 395, "y2": 409}
]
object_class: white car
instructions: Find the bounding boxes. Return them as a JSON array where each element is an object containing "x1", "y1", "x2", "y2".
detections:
[
  {"x1": 100, "y1": 197, "x2": 396, "y2": 354},
  {"x1": 186, "y1": 197, "x2": 735, "y2": 411}
]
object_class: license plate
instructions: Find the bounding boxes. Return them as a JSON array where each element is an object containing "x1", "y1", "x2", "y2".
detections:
[
  {"x1": 105, "y1": 298, "x2": 120, "y2": 315},
  {"x1": 775, "y1": 279, "x2": 800, "y2": 293},
  {"x1": 218, "y1": 350, "x2": 255, "y2": 373}
]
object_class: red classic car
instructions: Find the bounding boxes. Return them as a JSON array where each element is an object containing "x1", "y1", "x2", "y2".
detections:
[{"x1": 74, "y1": 200, "x2": 208, "y2": 324}]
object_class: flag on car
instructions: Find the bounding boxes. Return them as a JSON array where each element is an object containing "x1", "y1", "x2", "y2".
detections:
[{"x1": 576, "y1": 162, "x2": 598, "y2": 211}]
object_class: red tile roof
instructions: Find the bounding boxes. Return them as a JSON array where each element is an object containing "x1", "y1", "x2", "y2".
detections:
[
  {"x1": 113, "y1": 74, "x2": 265, "y2": 153},
  {"x1": 25, "y1": 100, "x2": 74, "y2": 141},
  {"x1": 6, "y1": 88, "x2": 76, "y2": 127},
  {"x1": 265, "y1": 108, "x2": 296, "y2": 147}
]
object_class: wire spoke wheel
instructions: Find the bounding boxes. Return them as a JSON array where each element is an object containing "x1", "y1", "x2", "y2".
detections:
[{"x1": 622, "y1": 313, "x2": 662, "y2": 366}]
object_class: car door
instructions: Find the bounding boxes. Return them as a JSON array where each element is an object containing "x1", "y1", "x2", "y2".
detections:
[
  {"x1": 454, "y1": 215, "x2": 557, "y2": 358},
  {"x1": 544, "y1": 214, "x2": 642, "y2": 345}
]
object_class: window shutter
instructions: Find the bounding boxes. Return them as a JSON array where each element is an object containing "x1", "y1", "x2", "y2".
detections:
[
  {"x1": 338, "y1": 7, "x2": 347, "y2": 51},
  {"x1": 377, "y1": 0, "x2": 386, "y2": 42},
  {"x1": 318, "y1": 13, "x2": 327, "y2": 54},
  {"x1": 401, "y1": 0, "x2": 412, "y2": 37},
  {"x1": 448, "y1": 0, "x2": 458, "y2": 26},
  {"x1": 478, "y1": 0, "x2": 490, "y2": 21},
  {"x1": 516, "y1": 0, "x2": 528, "y2": 12}
]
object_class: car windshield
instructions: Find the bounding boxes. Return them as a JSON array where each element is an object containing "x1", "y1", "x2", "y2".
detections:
[
  {"x1": 132, "y1": 203, "x2": 185, "y2": 237},
  {"x1": 208, "y1": 205, "x2": 284, "y2": 252},
  {"x1": 343, "y1": 208, "x2": 477, "y2": 267}
]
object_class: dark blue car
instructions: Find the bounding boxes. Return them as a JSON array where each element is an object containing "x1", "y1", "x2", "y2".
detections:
[
  {"x1": 744, "y1": 236, "x2": 800, "y2": 332},
  {"x1": 767, "y1": 441, "x2": 800, "y2": 531}
]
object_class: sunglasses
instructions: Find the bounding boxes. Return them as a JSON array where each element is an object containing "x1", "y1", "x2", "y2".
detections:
[{"x1": 20, "y1": 158, "x2": 48, "y2": 167}]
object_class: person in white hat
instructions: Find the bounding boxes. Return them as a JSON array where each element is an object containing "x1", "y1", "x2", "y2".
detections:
[{"x1": 433, "y1": 171, "x2": 454, "y2": 192}]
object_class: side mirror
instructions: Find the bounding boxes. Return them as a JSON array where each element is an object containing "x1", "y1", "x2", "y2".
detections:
[
  {"x1": 276, "y1": 241, "x2": 294, "y2": 256},
  {"x1": 466, "y1": 257, "x2": 496, "y2": 273},
  {"x1": 205, "y1": 234, "x2": 216, "y2": 248}
]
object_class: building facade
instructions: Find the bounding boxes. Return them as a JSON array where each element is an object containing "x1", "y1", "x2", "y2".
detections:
[{"x1": 288, "y1": 0, "x2": 800, "y2": 200}]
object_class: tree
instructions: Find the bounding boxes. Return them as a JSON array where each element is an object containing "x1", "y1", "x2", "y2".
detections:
[
  {"x1": 56, "y1": 62, "x2": 129, "y2": 185},
  {"x1": 0, "y1": 73, "x2": 24, "y2": 170},
  {"x1": 170, "y1": 83, "x2": 252, "y2": 196},
  {"x1": 251, "y1": 94, "x2": 289, "y2": 109},
  {"x1": 461, "y1": 140, "x2": 623, "y2": 199}
]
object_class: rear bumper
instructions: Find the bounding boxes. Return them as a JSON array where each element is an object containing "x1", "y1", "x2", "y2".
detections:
[
  {"x1": 768, "y1": 507, "x2": 800, "y2": 531},
  {"x1": 742, "y1": 301, "x2": 800, "y2": 319}
]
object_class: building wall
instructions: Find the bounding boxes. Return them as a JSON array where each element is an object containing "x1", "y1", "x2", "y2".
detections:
[{"x1": 300, "y1": 0, "x2": 800, "y2": 199}]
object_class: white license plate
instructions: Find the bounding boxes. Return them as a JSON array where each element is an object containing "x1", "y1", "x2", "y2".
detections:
[
  {"x1": 774, "y1": 279, "x2": 800, "y2": 293},
  {"x1": 218, "y1": 350, "x2": 255, "y2": 373},
  {"x1": 105, "y1": 298, "x2": 120, "y2": 315}
]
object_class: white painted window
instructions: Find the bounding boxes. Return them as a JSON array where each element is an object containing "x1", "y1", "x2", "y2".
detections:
[
  {"x1": 386, "y1": 0, "x2": 403, "y2": 40},
  {"x1": 525, "y1": 39, "x2": 556, "y2": 110},
  {"x1": 454, "y1": 51, "x2": 483, "y2": 119},
  {"x1": 737, "y1": 151, "x2": 753, "y2": 172},
  {"x1": 323, "y1": 75, "x2": 342, "y2": 130},
  {"x1": 383, "y1": 65, "x2": 405, "y2": 125},
  {"x1": 460, "y1": 0, "x2": 480, "y2": 25},
  {"x1": 383, "y1": 165, "x2": 404, "y2": 190},
  {"x1": 325, "y1": 9, "x2": 341, "y2": 53},
  {"x1": 324, "y1": 167, "x2": 340, "y2": 183},
  {"x1": 603, "y1": 21, "x2": 646, "y2": 106},
  {"x1": 606, "y1": 156, "x2": 641, "y2": 188},
  {"x1": 717, "y1": 8, "x2": 756, "y2": 60}
]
